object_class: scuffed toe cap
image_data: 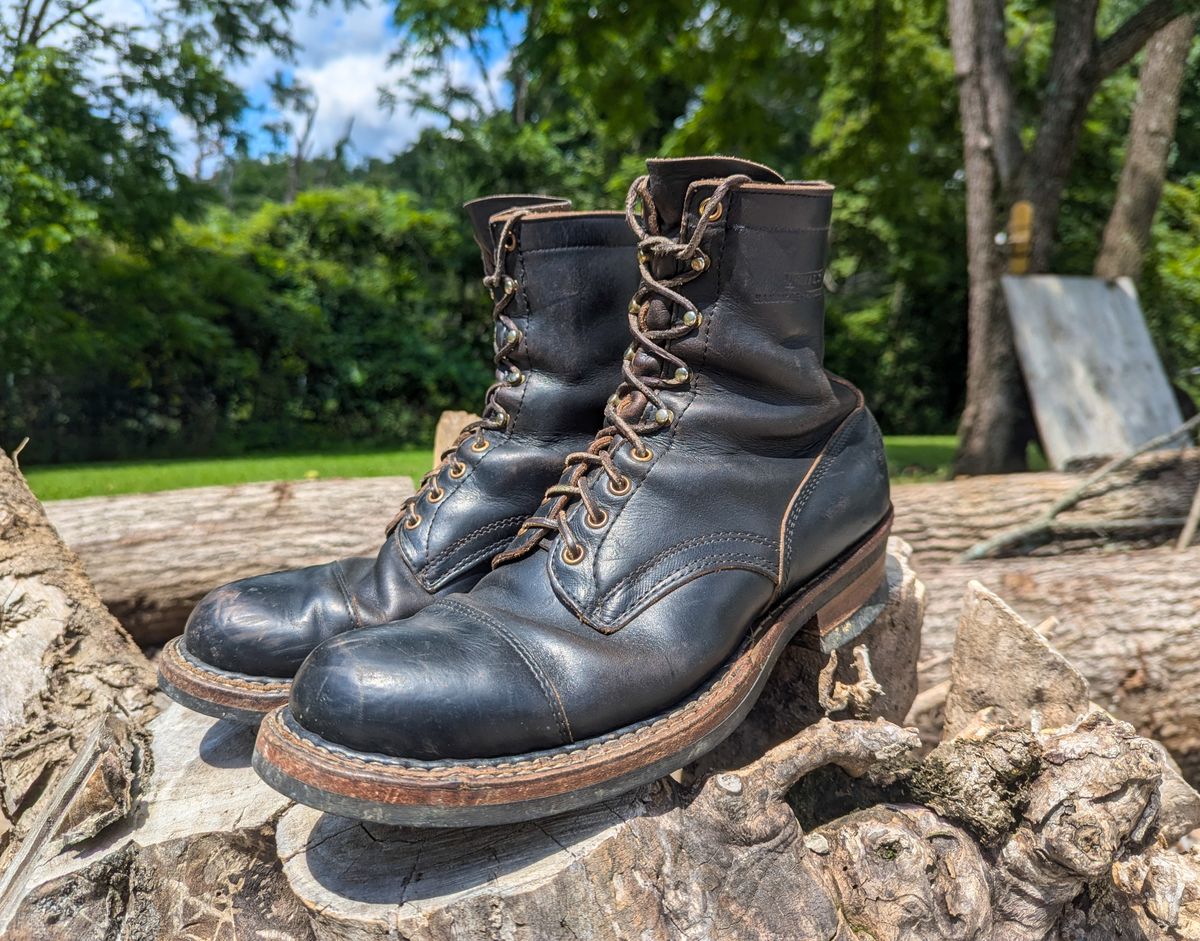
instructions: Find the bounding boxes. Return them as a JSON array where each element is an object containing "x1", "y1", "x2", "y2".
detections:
[
  {"x1": 184, "y1": 562, "x2": 355, "y2": 678},
  {"x1": 289, "y1": 605, "x2": 571, "y2": 761}
]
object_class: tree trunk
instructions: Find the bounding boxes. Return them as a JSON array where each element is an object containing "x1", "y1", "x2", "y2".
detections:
[
  {"x1": 1096, "y1": 14, "x2": 1197, "y2": 280},
  {"x1": 5, "y1": 476, "x2": 1197, "y2": 941},
  {"x1": 949, "y1": 0, "x2": 1034, "y2": 476}
]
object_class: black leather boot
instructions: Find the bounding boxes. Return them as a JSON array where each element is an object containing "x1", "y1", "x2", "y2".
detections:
[
  {"x1": 158, "y1": 195, "x2": 638, "y2": 721},
  {"x1": 254, "y1": 157, "x2": 893, "y2": 824}
]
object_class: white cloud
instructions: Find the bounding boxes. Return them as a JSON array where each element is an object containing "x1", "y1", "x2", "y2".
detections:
[{"x1": 85, "y1": 0, "x2": 512, "y2": 170}]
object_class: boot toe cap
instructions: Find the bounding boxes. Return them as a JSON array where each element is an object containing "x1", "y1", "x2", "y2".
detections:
[
  {"x1": 289, "y1": 605, "x2": 571, "y2": 761},
  {"x1": 184, "y1": 564, "x2": 353, "y2": 678}
]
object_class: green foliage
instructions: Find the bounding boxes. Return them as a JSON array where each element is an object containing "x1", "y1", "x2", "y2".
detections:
[
  {"x1": 1143, "y1": 177, "x2": 1200, "y2": 403},
  {"x1": 4, "y1": 188, "x2": 492, "y2": 462}
]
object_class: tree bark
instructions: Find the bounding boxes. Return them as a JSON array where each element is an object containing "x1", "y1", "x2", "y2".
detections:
[{"x1": 1096, "y1": 14, "x2": 1197, "y2": 280}]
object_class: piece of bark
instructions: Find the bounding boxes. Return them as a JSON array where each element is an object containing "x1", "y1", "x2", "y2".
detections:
[
  {"x1": 943, "y1": 582, "x2": 1089, "y2": 738},
  {"x1": 43, "y1": 475, "x2": 415, "y2": 646},
  {"x1": 4, "y1": 700, "x2": 308, "y2": 940},
  {"x1": 0, "y1": 450, "x2": 156, "y2": 879}
]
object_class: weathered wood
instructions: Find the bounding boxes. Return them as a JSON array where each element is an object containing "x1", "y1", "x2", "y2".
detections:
[
  {"x1": 893, "y1": 447, "x2": 1200, "y2": 565},
  {"x1": 44, "y1": 475, "x2": 415, "y2": 646},
  {"x1": 1001, "y1": 274, "x2": 1184, "y2": 468},
  {"x1": 0, "y1": 450, "x2": 156, "y2": 882},
  {"x1": 918, "y1": 547, "x2": 1200, "y2": 783}
]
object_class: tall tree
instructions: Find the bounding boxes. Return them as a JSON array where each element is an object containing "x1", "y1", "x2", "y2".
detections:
[
  {"x1": 1096, "y1": 13, "x2": 1197, "y2": 280},
  {"x1": 949, "y1": 0, "x2": 1200, "y2": 474}
]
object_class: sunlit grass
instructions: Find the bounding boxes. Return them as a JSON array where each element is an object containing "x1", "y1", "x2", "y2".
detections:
[{"x1": 22, "y1": 435, "x2": 1046, "y2": 500}]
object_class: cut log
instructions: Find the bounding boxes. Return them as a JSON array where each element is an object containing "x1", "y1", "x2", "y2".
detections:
[
  {"x1": 917, "y1": 547, "x2": 1200, "y2": 783},
  {"x1": 3, "y1": 450, "x2": 1198, "y2": 940},
  {"x1": 37, "y1": 447, "x2": 1200, "y2": 650},
  {"x1": 43, "y1": 475, "x2": 414, "y2": 646},
  {"x1": 894, "y1": 446, "x2": 1200, "y2": 564},
  {"x1": 0, "y1": 450, "x2": 155, "y2": 886}
]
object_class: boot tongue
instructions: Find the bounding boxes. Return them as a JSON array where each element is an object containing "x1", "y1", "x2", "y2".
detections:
[
  {"x1": 463, "y1": 194, "x2": 570, "y2": 262},
  {"x1": 644, "y1": 157, "x2": 784, "y2": 232}
]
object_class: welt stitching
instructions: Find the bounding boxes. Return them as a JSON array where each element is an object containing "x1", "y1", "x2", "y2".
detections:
[
  {"x1": 439, "y1": 598, "x2": 573, "y2": 744},
  {"x1": 782, "y1": 410, "x2": 862, "y2": 573},
  {"x1": 597, "y1": 532, "x2": 776, "y2": 605},
  {"x1": 424, "y1": 515, "x2": 527, "y2": 567},
  {"x1": 331, "y1": 559, "x2": 364, "y2": 629},
  {"x1": 602, "y1": 552, "x2": 775, "y2": 620}
]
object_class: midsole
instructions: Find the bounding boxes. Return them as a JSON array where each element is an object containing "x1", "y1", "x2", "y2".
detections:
[{"x1": 158, "y1": 637, "x2": 291, "y2": 719}]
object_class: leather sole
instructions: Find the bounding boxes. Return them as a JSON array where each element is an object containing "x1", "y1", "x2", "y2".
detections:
[
  {"x1": 158, "y1": 637, "x2": 291, "y2": 724},
  {"x1": 252, "y1": 509, "x2": 894, "y2": 826}
]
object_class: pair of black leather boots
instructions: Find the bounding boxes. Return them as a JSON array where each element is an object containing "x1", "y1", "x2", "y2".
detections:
[{"x1": 159, "y1": 156, "x2": 893, "y2": 826}]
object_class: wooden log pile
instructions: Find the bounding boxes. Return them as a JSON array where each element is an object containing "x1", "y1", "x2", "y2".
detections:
[{"x1": 4, "y1": 448, "x2": 1200, "y2": 939}]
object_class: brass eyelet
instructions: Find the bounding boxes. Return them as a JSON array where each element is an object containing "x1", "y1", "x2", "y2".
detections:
[
  {"x1": 681, "y1": 310, "x2": 702, "y2": 328},
  {"x1": 471, "y1": 437, "x2": 490, "y2": 452},
  {"x1": 585, "y1": 509, "x2": 609, "y2": 530},
  {"x1": 503, "y1": 231, "x2": 517, "y2": 251},
  {"x1": 449, "y1": 461, "x2": 467, "y2": 479},
  {"x1": 403, "y1": 513, "x2": 422, "y2": 529},
  {"x1": 690, "y1": 254, "x2": 708, "y2": 272},
  {"x1": 631, "y1": 446, "x2": 654, "y2": 462},
  {"x1": 561, "y1": 543, "x2": 586, "y2": 565},
  {"x1": 699, "y1": 197, "x2": 723, "y2": 222},
  {"x1": 607, "y1": 475, "x2": 632, "y2": 496},
  {"x1": 427, "y1": 487, "x2": 446, "y2": 504}
]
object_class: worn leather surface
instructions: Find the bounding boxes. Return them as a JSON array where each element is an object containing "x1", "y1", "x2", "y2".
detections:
[
  {"x1": 289, "y1": 157, "x2": 892, "y2": 759},
  {"x1": 184, "y1": 198, "x2": 638, "y2": 677}
]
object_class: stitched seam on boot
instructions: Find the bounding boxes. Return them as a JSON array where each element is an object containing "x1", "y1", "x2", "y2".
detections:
[
  {"x1": 780, "y1": 408, "x2": 864, "y2": 581},
  {"x1": 438, "y1": 598, "x2": 574, "y2": 745},
  {"x1": 331, "y1": 559, "x2": 364, "y2": 629},
  {"x1": 598, "y1": 553, "x2": 776, "y2": 627},
  {"x1": 422, "y1": 515, "x2": 527, "y2": 569},
  {"x1": 424, "y1": 531, "x2": 523, "y2": 586},
  {"x1": 597, "y1": 531, "x2": 775, "y2": 608}
]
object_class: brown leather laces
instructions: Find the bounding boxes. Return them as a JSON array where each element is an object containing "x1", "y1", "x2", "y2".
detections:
[
  {"x1": 496, "y1": 173, "x2": 751, "y2": 564},
  {"x1": 388, "y1": 207, "x2": 562, "y2": 535}
]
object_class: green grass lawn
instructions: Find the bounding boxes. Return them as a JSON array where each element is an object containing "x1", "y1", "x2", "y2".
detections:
[{"x1": 24, "y1": 435, "x2": 968, "y2": 501}]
